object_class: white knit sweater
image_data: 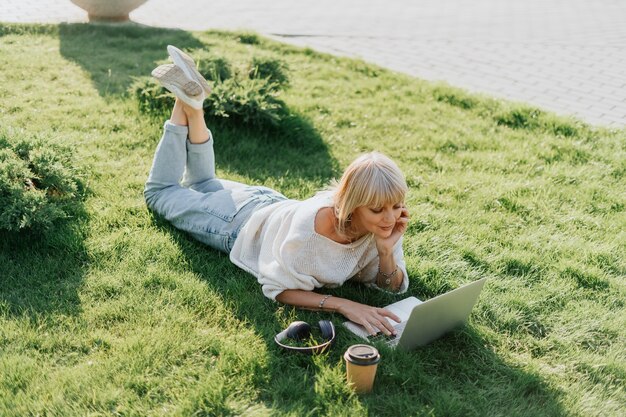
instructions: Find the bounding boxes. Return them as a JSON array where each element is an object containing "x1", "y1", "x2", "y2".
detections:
[{"x1": 229, "y1": 192, "x2": 409, "y2": 300}]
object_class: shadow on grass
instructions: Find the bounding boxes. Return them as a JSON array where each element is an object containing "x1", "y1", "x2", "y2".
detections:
[
  {"x1": 0, "y1": 218, "x2": 88, "y2": 320},
  {"x1": 58, "y1": 23, "x2": 205, "y2": 97},
  {"x1": 364, "y1": 326, "x2": 567, "y2": 417},
  {"x1": 210, "y1": 115, "x2": 339, "y2": 185}
]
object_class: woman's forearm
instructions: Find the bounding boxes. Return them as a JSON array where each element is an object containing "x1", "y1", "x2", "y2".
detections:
[
  {"x1": 275, "y1": 289, "x2": 402, "y2": 336},
  {"x1": 275, "y1": 289, "x2": 348, "y2": 313}
]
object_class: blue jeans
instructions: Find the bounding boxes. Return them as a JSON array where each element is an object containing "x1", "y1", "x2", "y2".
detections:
[{"x1": 144, "y1": 121, "x2": 287, "y2": 253}]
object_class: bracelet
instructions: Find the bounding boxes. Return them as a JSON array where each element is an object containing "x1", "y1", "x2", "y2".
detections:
[
  {"x1": 319, "y1": 294, "x2": 332, "y2": 309},
  {"x1": 378, "y1": 265, "x2": 398, "y2": 286}
]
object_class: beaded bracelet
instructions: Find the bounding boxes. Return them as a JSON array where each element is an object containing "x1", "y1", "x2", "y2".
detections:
[
  {"x1": 319, "y1": 294, "x2": 333, "y2": 309},
  {"x1": 378, "y1": 265, "x2": 398, "y2": 286}
]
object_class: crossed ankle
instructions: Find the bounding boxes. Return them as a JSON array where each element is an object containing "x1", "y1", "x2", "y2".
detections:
[{"x1": 183, "y1": 107, "x2": 204, "y2": 118}]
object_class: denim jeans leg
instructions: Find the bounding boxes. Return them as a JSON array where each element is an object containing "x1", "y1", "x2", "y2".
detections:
[
  {"x1": 144, "y1": 120, "x2": 260, "y2": 253},
  {"x1": 144, "y1": 120, "x2": 193, "y2": 200},
  {"x1": 182, "y1": 130, "x2": 216, "y2": 189}
]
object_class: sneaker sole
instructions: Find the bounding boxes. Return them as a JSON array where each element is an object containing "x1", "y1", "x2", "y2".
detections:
[
  {"x1": 168, "y1": 45, "x2": 212, "y2": 95},
  {"x1": 151, "y1": 64, "x2": 204, "y2": 109},
  {"x1": 152, "y1": 64, "x2": 203, "y2": 96}
]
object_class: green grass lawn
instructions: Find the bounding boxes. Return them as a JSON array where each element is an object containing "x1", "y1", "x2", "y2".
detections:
[{"x1": 0, "y1": 23, "x2": 624, "y2": 417}]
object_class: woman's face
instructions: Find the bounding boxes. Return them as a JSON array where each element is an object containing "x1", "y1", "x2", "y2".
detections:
[{"x1": 352, "y1": 201, "x2": 404, "y2": 239}]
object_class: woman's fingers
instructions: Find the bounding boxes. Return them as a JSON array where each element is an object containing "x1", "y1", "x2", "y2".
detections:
[
  {"x1": 362, "y1": 322, "x2": 375, "y2": 335},
  {"x1": 393, "y1": 210, "x2": 410, "y2": 235},
  {"x1": 380, "y1": 308, "x2": 401, "y2": 323},
  {"x1": 363, "y1": 321, "x2": 386, "y2": 336},
  {"x1": 374, "y1": 318, "x2": 397, "y2": 336},
  {"x1": 364, "y1": 309, "x2": 400, "y2": 336},
  {"x1": 349, "y1": 303, "x2": 402, "y2": 336}
]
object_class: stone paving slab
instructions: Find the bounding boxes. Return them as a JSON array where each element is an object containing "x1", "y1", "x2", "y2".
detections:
[{"x1": 1, "y1": 0, "x2": 625, "y2": 127}]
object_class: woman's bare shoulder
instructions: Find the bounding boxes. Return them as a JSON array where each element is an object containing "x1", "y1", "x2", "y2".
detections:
[
  {"x1": 314, "y1": 206, "x2": 353, "y2": 244},
  {"x1": 314, "y1": 206, "x2": 334, "y2": 237}
]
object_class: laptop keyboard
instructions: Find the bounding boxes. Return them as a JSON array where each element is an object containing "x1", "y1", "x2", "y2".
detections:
[
  {"x1": 367, "y1": 321, "x2": 406, "y2": 346},
  {"x1": 367, "y1": 333, "x2": 395, "y2": 343}
]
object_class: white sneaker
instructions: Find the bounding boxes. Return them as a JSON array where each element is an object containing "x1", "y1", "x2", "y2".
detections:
[
  {"x1": 151, "y1": 64, "x2": 205, "y2": 109},
  {"x1": 167, "y1": 45, "x2": 212, "y2": 95}
]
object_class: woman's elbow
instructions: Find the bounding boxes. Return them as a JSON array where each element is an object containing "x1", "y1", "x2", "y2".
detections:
[{"x1": 275, "y1": 290, "x2": 288, "y2": 303}]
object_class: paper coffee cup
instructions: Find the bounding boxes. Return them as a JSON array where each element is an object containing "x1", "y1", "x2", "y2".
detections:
[{"x1": 344, "y1": 344, "x2": 381, "y2": 393}]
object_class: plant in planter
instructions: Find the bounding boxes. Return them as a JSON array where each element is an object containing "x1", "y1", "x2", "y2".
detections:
[{"x1": 70, "y1": 0, "x2": 149, "y2": 21}]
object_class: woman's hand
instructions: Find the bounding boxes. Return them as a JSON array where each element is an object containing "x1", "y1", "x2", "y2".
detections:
[
  {"x1": 275, "y1": 290, "x2": 401, "y2": 336},
  {"x1": 338, "y1": 299, "x2": 401, "y2": 336},
  {"x1": 375, "y1": 206, "x2": 410, "y2": 255}
]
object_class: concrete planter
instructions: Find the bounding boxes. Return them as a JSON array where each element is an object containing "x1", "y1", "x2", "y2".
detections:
[{"x1": 70, "y1": 0, "x2": 149, "y2": 21}]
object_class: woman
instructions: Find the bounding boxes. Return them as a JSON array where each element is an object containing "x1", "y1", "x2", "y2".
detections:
[{"x1": 145, "y1": 46, "x2": 411, "y2": 336}]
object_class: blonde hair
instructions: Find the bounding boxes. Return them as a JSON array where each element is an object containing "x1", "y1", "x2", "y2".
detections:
[{"x1": 331, "y1": 152, "x2": 407, "y2": 236}]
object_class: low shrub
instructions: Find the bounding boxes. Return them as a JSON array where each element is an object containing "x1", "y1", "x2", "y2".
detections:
[
  {"x1": 131, "y1": 78, "x2": 174, "y2": 115},
  {"x1": 198, "y1": 55, "x2": 233, "y2": 82},
  {"x1": 0, "y1": 130, "x2": 85, "y2": 232},
  {"x1": 132, "y1": 51, "x2": 290, "y2": 130},
  {"x1": 207, "y1": 77, "x2": 286, "y2": 128},
  {"x1": 248, "y1": 56, "x2": 289, "y2": 87}
]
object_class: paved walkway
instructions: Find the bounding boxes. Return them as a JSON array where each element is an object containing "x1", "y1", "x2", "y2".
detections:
[{"x1": 2, "y1": 0, "x2": 625, "y2": 127}]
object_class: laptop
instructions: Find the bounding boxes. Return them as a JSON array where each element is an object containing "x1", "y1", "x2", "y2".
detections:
[{"x1": 343, "y1": 278, "x2": 487, "y2": 349}]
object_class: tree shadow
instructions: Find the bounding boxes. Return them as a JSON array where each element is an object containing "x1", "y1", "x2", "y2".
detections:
[
  {"x1": 210, "y1": 114, "x2": 339, "y2": 185},
  {"x1": 58, "y1": 22, "x2": 205, "y2": 97},
  {"x1": 0, "y1": 216, "x2": 89, "y2": 321},
  {"x1": 363, "y1": 326, "x2": 567, "y2": 416}
]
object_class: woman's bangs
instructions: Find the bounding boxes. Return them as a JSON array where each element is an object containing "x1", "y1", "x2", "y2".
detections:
[{"x1": 362, "y1": 174, "x2": 405, "y2": 208}]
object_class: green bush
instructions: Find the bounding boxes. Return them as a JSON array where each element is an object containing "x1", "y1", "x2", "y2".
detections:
[
  {"x1": 206, "y1": 78, "x2": 286, "y2": 128},
  {"x1": 131, "y1": 78, "x2": 174, "y2": 115},
  {"x1": 0, "y1": 130, "x2": 85, "y2": 232},
  {"x1": 248, "y1": 56, "x2": 289, "y2": 87},
  {"x1": 197, "y1": 55, "x2": 233, "y2": 82},
  {"x1": 132, "y1": 53, "x2": 290, "y2": 130}
]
